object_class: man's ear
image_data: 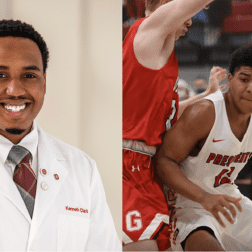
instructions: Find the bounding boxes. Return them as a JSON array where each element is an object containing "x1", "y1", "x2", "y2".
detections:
[{"x1": 227, "y1": 73, "x2": 233, "y2": 84}]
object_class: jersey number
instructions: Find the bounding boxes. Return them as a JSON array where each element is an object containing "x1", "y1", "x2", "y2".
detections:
[
  {"x1": 126, "y1": 211, "x2": 142, "y2": 232},
  {"x1": 166, "y1": 99, "x2": 177, "y2": 130},
  {"x1": 214, "y1": 167, "x2": 235, "y2": 187}
]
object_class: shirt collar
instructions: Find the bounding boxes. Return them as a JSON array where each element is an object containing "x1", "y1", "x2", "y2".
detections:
[
  {"x1": 0, "y1": 122, "x2": 38, "y2": 165},
  {"x1": 18, "y1": 121, "x2": 38, "y2": 164},
  {"x1": 0, "y1": 134, "x2": 13, "y2": 164}
]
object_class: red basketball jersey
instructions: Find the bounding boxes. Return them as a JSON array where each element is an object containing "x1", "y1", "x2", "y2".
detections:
[{"x1": 123, "y1": 18, "x2": 179, "y2": 147}]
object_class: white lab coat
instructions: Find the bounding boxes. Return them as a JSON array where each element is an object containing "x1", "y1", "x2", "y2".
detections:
[{"x1": 0, "y1": 123, "x2": 121, "y2": 251}]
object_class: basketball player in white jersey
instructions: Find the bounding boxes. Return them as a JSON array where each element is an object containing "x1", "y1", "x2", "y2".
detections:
[{"x1": 157, "y1": 45, "x2": 252, "y2": 251}]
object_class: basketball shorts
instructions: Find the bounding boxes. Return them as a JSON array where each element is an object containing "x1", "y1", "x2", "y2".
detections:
[
  {"x1": 170, "y1": 195, "x2": 252, "y2": 251},
  {"x1": 123, "y1": 149, "x2": 171, "y2": 251}
]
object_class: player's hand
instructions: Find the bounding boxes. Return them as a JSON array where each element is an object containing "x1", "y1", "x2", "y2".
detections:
[
  {"x1": 199, "y1": 192, "x2": 242, "y2": 228},
  {"x1": 206, "y1": 66, "x2": 227, "y2": 95}
]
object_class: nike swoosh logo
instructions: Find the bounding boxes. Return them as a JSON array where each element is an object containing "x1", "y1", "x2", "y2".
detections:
[{"x1": 213, "y1": 139, "x2": 225, "y2": 143}]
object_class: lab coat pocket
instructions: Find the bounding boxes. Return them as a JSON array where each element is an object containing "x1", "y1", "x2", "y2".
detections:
[{"x1": 57, "y1": 213, "x2": 90, "y2": 251}]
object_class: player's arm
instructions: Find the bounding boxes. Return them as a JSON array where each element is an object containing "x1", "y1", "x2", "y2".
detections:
[
  {"x1": 178, "y1": 66, "x2": 227, "y2": 117},
  {"x1": 156, "y1": 100, "x2": 242, "y2": 228},
  {"x1": 134, "y1": 0, "x2": 214, "y2": 68}
]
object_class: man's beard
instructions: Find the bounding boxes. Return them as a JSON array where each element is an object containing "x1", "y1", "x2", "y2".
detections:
[{"x1": 5, "y1": 128, "x2": 26, "y2": 135}]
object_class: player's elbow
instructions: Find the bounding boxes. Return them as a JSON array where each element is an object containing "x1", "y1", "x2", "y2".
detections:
[
  {"x1": 156, "y1": 155, "x2": 173, "y2": 183},
  {"x1": 156, "y1": 149, "x2": 183, "y2": 185}
]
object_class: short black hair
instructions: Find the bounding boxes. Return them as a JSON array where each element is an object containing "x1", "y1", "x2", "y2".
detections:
[
  {"x1": 229, "y1": 45, "x2": 252, "y2": 76},
  {"x1": 0, "y1": 19, "x2": 49, "y2": 73}
]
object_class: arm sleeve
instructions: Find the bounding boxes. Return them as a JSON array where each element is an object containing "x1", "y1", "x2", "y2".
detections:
[{"x1": 85, "y1": 162, "x2": 122, "y2": 251}]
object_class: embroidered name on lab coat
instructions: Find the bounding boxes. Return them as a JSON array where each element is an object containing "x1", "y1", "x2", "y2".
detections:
[{"x1": 65, "y1": 206, "x2": 88, "y2": 213}]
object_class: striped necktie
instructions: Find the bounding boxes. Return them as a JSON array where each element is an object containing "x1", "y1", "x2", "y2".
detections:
[{"x1": 7, "y1": 145, "x2": 37, "y2": 218}]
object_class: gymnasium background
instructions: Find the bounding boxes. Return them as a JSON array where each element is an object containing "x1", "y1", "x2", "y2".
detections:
[
  {"x1": 0, "y1": 0, "x2": 122, "y2": 237},
  {"x1": 123, "y1": 0, "x2": 252, "y2": 200}
]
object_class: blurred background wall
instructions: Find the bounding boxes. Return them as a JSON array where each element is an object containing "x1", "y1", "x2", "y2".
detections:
[{"x1": 0, "y1": 0, "x2": 121, "y2": 237}]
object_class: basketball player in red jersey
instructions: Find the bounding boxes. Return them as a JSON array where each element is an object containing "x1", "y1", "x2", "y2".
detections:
[{"x1": 123, "y1": 0, "x2": 226, "y2": 251}]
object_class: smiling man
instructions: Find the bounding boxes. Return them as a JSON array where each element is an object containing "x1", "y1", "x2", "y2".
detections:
[
  {"x1": 157, "y1": 45, "x2": 252, "y2": 251},
  {"x1": 0, "y1": 36, "x2": 45, "y2": 142},
  {"x1": 0, "y1": 20, "x2": 120, "y2": 251}
]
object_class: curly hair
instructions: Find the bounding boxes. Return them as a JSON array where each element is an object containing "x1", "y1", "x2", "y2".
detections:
[
  {"x1": 0, "y1": 19, "x2": 49, "y2": 73},
  {"x1": 229, "y1": 45, "x2": 252, "y2": 76}
]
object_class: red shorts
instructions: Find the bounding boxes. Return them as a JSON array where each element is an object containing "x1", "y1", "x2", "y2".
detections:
[{"x1": 123, "y1": 149, "x2": 171, "y2": 251}]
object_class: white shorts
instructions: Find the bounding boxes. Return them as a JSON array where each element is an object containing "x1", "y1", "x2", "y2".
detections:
[{"x1": 170, "y1": 195, "x2": 252, "y2": 251}]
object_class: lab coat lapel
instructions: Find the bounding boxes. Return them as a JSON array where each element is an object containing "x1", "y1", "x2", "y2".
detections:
[
  {"x1": 29, "y1": 124, "x2": 68, "y2": 242},
  {"x1": 0, "y1": 162, "x2": 31, "y2": 223}
]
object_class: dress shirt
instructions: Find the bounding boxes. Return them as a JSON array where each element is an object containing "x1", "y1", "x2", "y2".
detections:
[{"x1": 0, "y1": 122, "x2": 38, "y2": 178}]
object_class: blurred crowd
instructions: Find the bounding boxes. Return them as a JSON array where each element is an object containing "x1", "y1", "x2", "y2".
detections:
[
  {"x1": 123, "y1": 0, "x2": 232, "y2": 41},
  {"x1": 177, "y1": 76, "x2": 209, "y2": 101},
  {"x1": 123, "y1": 0, "x2": 252, "y2": 48}
]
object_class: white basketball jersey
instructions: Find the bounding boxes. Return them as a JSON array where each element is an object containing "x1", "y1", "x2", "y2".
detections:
[{"x1": 175, "y1": 90, "x2": 252, "y2": 209}]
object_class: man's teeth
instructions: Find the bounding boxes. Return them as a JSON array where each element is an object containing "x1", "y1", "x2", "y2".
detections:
[{"x1": 4, "y1": 104, "x2": 26, "y2": 112}]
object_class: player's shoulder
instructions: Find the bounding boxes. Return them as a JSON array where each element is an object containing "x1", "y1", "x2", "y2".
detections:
[
  {"x1": 179, "y1": 98, "x2": 215, "y2": 134},
  {"x1": 127, "y1": 17, "x2": 146, "y2": 39},
  {"x1": 133, "y1": 15, "x2": 174, "y2": 69},
  {"x1": 184, "y1": 98, "x2": 215, "y2": 121}
]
